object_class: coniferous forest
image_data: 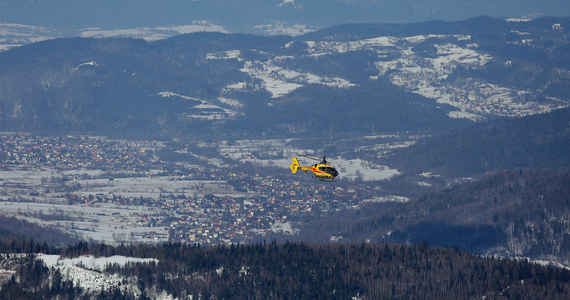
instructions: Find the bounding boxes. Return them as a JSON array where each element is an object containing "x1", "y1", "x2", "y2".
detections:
[{"x1": 0, "y1": 239, "x2": 569, "y2": 299}]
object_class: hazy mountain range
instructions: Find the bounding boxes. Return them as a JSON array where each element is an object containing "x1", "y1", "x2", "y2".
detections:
[
  {"x1": 1, "y1": 0, "x2": 570, "y2": 36},
  {"x1": 1, "y1": 16, "x2": 569, "y2": 139}
]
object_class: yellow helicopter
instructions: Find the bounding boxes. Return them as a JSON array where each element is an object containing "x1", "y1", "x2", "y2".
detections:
[{"x1": 290, "y1": 155, "x2": 339, "y2": 182}]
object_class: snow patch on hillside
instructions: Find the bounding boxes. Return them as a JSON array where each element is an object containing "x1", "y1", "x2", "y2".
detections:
[
  {"x1": 305, "y1": 33, "x2": 568, "y2": 119},
  {"x1": 73, "y1": 61, "x2": 99, "y2": 72},
  {"x1": 208, "y1": 47, "x2": 355, "y2": 99},
  {"x1": 206, "y1": 50, "x2": 242, "y2": 60},
  {"x1": 239, "y1": 59, "x2": 355, "y2": 98},
  {"x1": 37, "y1": 254, "x2": 160, "y2": 297},
  {"x1": 365, "y1": 195, "x2": 409, "y2": 203},
  {"x1": 336, "y1": 158, "x2": 400, "y2": 182},
  {"x1": 506, "y1": 18, "x2": 532, "y2": 22},
  {"x1": 448, "y1": 110, "x2": 483, "y2": 121},
  {"x1": 278, "y1": 0, "x2": 297, "y2": 7},
  {"x1": 218, "y1": 96, "x2": 244, "y2": 108},
  {"x1": 159, "y1": 91, "x2": 242, "y2": 120},
  {"x1": 38, "y1": 254, "x2": 157, "y2": 271}
]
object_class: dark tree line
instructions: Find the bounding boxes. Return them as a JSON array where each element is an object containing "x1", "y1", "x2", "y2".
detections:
[
  {"x1": 2, "y1": 239, "x2": 568, "y2": 299},
  {"x1": 0, "y1": 215, "x2": 80, "y2": 247}
]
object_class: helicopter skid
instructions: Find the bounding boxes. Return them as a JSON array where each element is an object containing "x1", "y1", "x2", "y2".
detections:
[{"x1": 317, "y1": 176, "x2": 337, "y2": 182}]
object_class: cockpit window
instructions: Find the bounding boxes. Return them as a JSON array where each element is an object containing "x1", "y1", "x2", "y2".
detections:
[{"x1": 319, "y1": 166, "x2": 338, "y2": 176}]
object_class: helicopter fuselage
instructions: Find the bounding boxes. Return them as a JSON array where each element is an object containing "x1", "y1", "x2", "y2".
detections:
[{"x1": 290, "y1": 157, "x2": 339, "y2": 181}]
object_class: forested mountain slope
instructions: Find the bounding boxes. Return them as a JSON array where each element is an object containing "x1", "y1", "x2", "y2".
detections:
[
  {"x1": 0, "y1": 17, "x2": 568, "y2": 138},
  {"x1": 1, "y1": 240, "x2": 569, "y2": 299},
  {"x1": 388, "y1": 107, "x2": 570, "y2": 178},
  {"x1": 0, "y1": 216, "x2": 79, "y2": 247},
  {"x1": 293, "y1": 169, "x2": 570, "y2": 266}
]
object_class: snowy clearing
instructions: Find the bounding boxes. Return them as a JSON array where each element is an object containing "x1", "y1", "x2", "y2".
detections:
[
  {"x1": 37, "y1": 254, "x2": 160, "y2": 298},
  {"x1": 306, "y1": 33, "x2": 567, "y2": 119}
]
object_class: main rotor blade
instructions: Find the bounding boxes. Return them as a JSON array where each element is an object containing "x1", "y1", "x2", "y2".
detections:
[
  {"x1": 298, "y1": 154, "x2": 320, "y2": 161},
  {"x1": 298, "y1": 154, "x2": 332, "y2": 163}
]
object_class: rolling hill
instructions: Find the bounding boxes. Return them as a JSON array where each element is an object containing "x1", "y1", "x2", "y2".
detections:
[
  {"x1": 388, "y1": 107, "x2": 570, "y2": 178},
  {"x1": 0, "y1": 17, "x2": 569, "y2": 139},
  {"x1": 290, "y1": 169, "x2": 570, "y2": 266}
]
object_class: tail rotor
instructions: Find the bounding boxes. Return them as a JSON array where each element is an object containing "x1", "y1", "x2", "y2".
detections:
[{"x1": 290, "y1": 157, "x2": 300, "y2": 174}]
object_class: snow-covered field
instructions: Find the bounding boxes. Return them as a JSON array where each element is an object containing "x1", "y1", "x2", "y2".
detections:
[
  {"x1": 38, "y1": 254, "x2": 157, "y2": 271},
  {"x1": 217, "y1": 138, "x2": 402, "y2": 182},
  {"x1": 335, "y1": 158, "x2": 400, "y2": 181},
  {"x1": 0, "y1": 166, "x2": 241, "y2": 244},
  {"x1": 73, "y1": 176, "x2": 240, "y2": 199},
  {"x1": 158, "y1": 91, "x2": 242, "y2": 120},
  {"x1": 305, "y1": 34, "x2": 568, "y2": 120},
  {"x1": 207, "y1": 49, "x2": 356, "y2": 99},
  {"x1": 0, "y1": 200, "x2": 169, "y2": 244},
  {"x1": 238, "y1": 58, "x2": 355, "y2": 99},
  {"x1": 0, "y1": 133, "x2": 418, "y2": 246}
]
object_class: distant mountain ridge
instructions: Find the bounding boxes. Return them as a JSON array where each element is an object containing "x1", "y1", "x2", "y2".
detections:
[
  {"x1": 0, "y1": 16, "x2": 569, "y2": 139},
  {"x1": 0, "y1": 23, "x2": 59, "y2": 51},
  {"x1": 1, "y1": 0, "x2": 570, "y2": 34}
]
